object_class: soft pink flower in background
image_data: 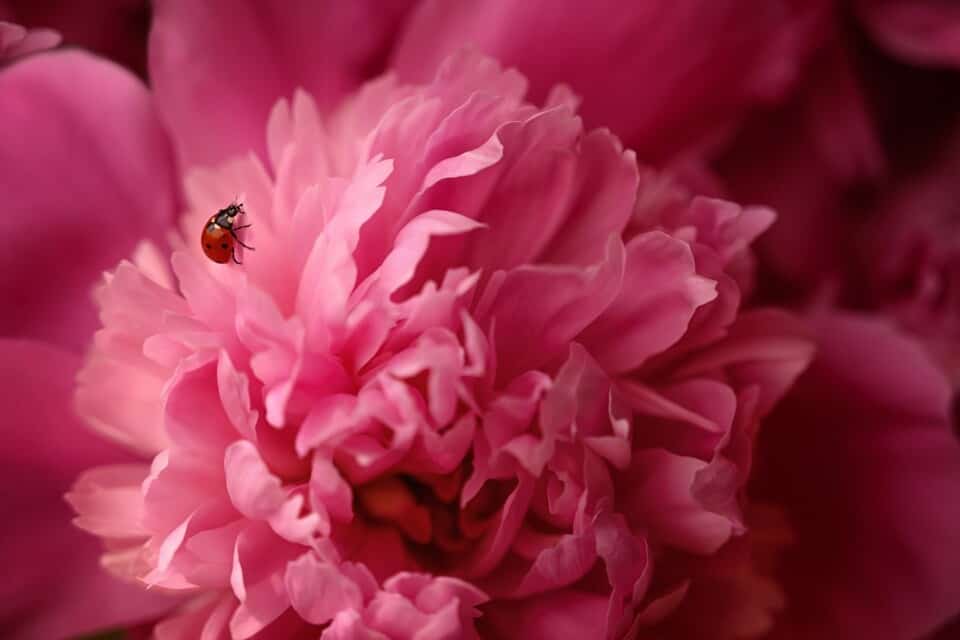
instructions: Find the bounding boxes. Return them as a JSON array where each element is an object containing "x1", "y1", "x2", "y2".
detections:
[{"x1": 1, "y1": 1, "x2": 959, "y2": 638}]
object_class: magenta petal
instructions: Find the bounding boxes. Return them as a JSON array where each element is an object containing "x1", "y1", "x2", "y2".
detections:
[
  {"x1": 393, "y1": 0, "x2": 830, "y2": 159},
  {"x1": 856, "y1": 0, "x2": 960, "y2": 67},
  {"x1": 0, "y1": 20, "x2": 60, "y2": 59},
  {"x1": 622, "y1": 449, "x2": 738, "y2": 555},
  {"x1": 582, "y1": 231, "x2": 716, "y2": 373},
  {"x1": 757, "y1": 313, "x2": 960, "y2": 638},
  {"x1": 0, "y1": 50, "x2": 178, "y2": 351},
  {"x1": 482, "y1": 236, "x2": 626, "y2": 381},
  {"x1": 481, "y1": 590, "x2": 608, "y2": 640},
  {"x1": 148, "y1": 0, "x2": 416, "y2": 169},
  {"x1": 0, "y1": 339, "x2": 173, "y2": 638},
  {"x1": 285, "y1": 553, "x2": 363, "y2": 625}
]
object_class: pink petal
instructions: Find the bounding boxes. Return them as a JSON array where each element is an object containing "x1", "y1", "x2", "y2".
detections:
[
  {"x1": 856, "y1": 0, "x2": 960, "y2": 67},
  {"x1": 0, "y1": 21, "x2": 60, "y2": 59},
  {"x1": 480, "y1": 590, "x2": 609, "y2": 640},
  {"x1": 4, "y1": 1, "x2": 152, "y2": 74},
  {"x1": 148, "y1": 0, "x2": 417, "y2": 168},
  {"x1": 164, "y1": 356, "x2": 238, "y2": 454},
  {"x1": 671, "y1": 309, "x2": 815, "y2": 418},
  {"x1": 0, "y1": 339, "x2": 174, "y2": 638},
  {"x1": 155, "y1": 593, "x2": 235, "y2": 640},
  {"x1": 480, "y1": 236, "x2": 626, "y2": 381},
  {"x1": 285, "y1": 553, "x2": 364, "y2": 625},
  {"x1": 228, "y1": 524, "x2": 298, "y2": 639},
  {"x1": 757, "y1": 313, "x2": 960, "y2": 638},
  {"x1": 621, "y1": 449, "x2": 738, "y2": 555},
  {"x1": 0, "y1": 50, "x2": 178, "y2": 351},
  {"x1": 67, "y1": 464, "x2": 150, "y2": 539},
  {"x1": 310, "y1": 456, "x2": 354, "y2": 523},
  {"x1": 372, "y1": 209, "x2": 487, "y2": 295},
  {"x1": 507, "y1": 530, "x2": 597, "y2": 598},
  {"x1": 224, "y1": 441, "x2": 320, "y2": 543},
  {"x1": 581, "y1": 231, "x2": 717, "y2": 373},
  {"x1": 216, "y1": 350, "x2": 259, "y2": 441},
  {"x1": 224, "y1": 441, "x2": 289, "y2": 520},
  {"x1": 323, "y1": 610, "x2": 389, "y2": 640},
  {"x1": 455, "y1": 110, "x2": 596, "y2": 271},
  {"x1": 393, "y1": 0, "x2": 830, "y2": 159},
  {"x1": 718, "y1": 40, "x2": 883, "y2": 289}
]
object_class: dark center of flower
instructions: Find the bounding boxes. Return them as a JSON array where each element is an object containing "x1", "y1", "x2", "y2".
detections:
[{"x1": 353, "y1": 463, "x2": 515, "y2": 572}]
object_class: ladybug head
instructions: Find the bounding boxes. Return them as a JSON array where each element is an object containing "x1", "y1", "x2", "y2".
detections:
[{"x1": 219, "y1": 202, "x2": 245, "y2": 218}]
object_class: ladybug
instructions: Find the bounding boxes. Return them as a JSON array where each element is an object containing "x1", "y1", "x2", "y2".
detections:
[{"x1": 201, "y1": 202, "x2": 254, "y2": 264}]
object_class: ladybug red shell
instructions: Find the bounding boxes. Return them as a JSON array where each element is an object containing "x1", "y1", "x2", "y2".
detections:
[{"x1": 201, "y1": 203, "x2": 253, "y2": 264}]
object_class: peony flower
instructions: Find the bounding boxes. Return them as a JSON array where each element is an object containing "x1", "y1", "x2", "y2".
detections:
[
  {"x1": 63, "y1": 41, "x2": 820, "y2": 637},
  {"x1": 2, "y1": 2, "x2": 959, "y2": 637}
]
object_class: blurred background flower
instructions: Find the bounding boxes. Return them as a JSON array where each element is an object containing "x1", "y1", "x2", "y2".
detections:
[{"x1": 1, "y1": 1, "x2": 958, "y2": 638}]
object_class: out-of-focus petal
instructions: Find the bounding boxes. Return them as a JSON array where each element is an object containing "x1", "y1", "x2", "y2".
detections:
[
  {"x1": 755, "y1": 314, "x2": 960, "y2": 638},
  {"x1": 392, "y1": 0, "x2": 831, "y2": 160},
  {"x1": 717, "y1": 40, "x2": 884, "y2": 290},
  {"x1": 2, "y1": 0, "x2": 150, "y2": 74},
  {"x1": 0, "y1": 339, "x2": 174, "y2": 639},
  {"x1": 148, "y1": 0, "x2": 416, "y2": 169},
  {"x1": 0, "y1": 50, "x2": 178, "y2": 351},
  {"x1": 856, "y1": 0, "x2": 960, "y2": 68},
  {"x1": 0, "y1": 20, "x2": 59, "y2": 60}
]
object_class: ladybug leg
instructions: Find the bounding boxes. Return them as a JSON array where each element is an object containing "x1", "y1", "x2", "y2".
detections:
[
  {"x1": 230, "y1": 228, "x2": 255, "y2": 250},
  {"x1": 231, "y1": 248, "x2": 243, "y2": 265},
  {"x1": 233, "y1": 224, "x2": 252, "y2": 231}
]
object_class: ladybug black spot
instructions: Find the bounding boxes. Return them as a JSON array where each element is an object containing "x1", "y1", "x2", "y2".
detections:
[
  {"x1": 205, "y1": 243, "x2": 212, "y2": 249},
  {"x1": 221, "y1": 243, "x2": 228, "y2": 249}
]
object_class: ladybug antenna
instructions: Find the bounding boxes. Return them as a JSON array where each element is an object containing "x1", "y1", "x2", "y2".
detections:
[{"x1": 233, "y1": 194, "x2": 246, "y2": 214}]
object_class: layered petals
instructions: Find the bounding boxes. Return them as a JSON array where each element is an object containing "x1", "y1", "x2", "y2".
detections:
[{"x1": 68, "y1": 50, "x2": 816, "y2": 639}]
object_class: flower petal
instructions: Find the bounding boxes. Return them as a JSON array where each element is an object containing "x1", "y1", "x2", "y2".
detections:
[
  {"x1": 285, "y1": 553, "x2": 364, "y2": 625},
  {"x1": 393, "y1": 0, "x2": 830, "y2": 159},
  {"x1": 757, "y1": 313, "x2": 960, "y2": 638},
  {"x1": 148, "y1": 0, "x2": 417, "y2": 168},
  {"x1": 0, "y1": 50, "x2": 178, "y2": 351},
  {"x1": 856, "y1": 0, "x2": 960, "y2": 68},
  {"x1": 581, "y1": 231, "x2": 717, "y2": 373},
  {"x1": 0, "y1": 339, "x2": 174, "y2": 638}
]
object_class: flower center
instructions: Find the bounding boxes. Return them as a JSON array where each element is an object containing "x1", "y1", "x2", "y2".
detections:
[{"x1": 354, "y1": 464, "x2": 515, "y2": 572}]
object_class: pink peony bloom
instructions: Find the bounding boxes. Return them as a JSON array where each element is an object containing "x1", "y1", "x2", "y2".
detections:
[
  {"x1": 64, "y1": 41, "x2": 819, "y2": 637},
  {"x1": 2, "y1": 2, "x2": 958, "y2": 637}
]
